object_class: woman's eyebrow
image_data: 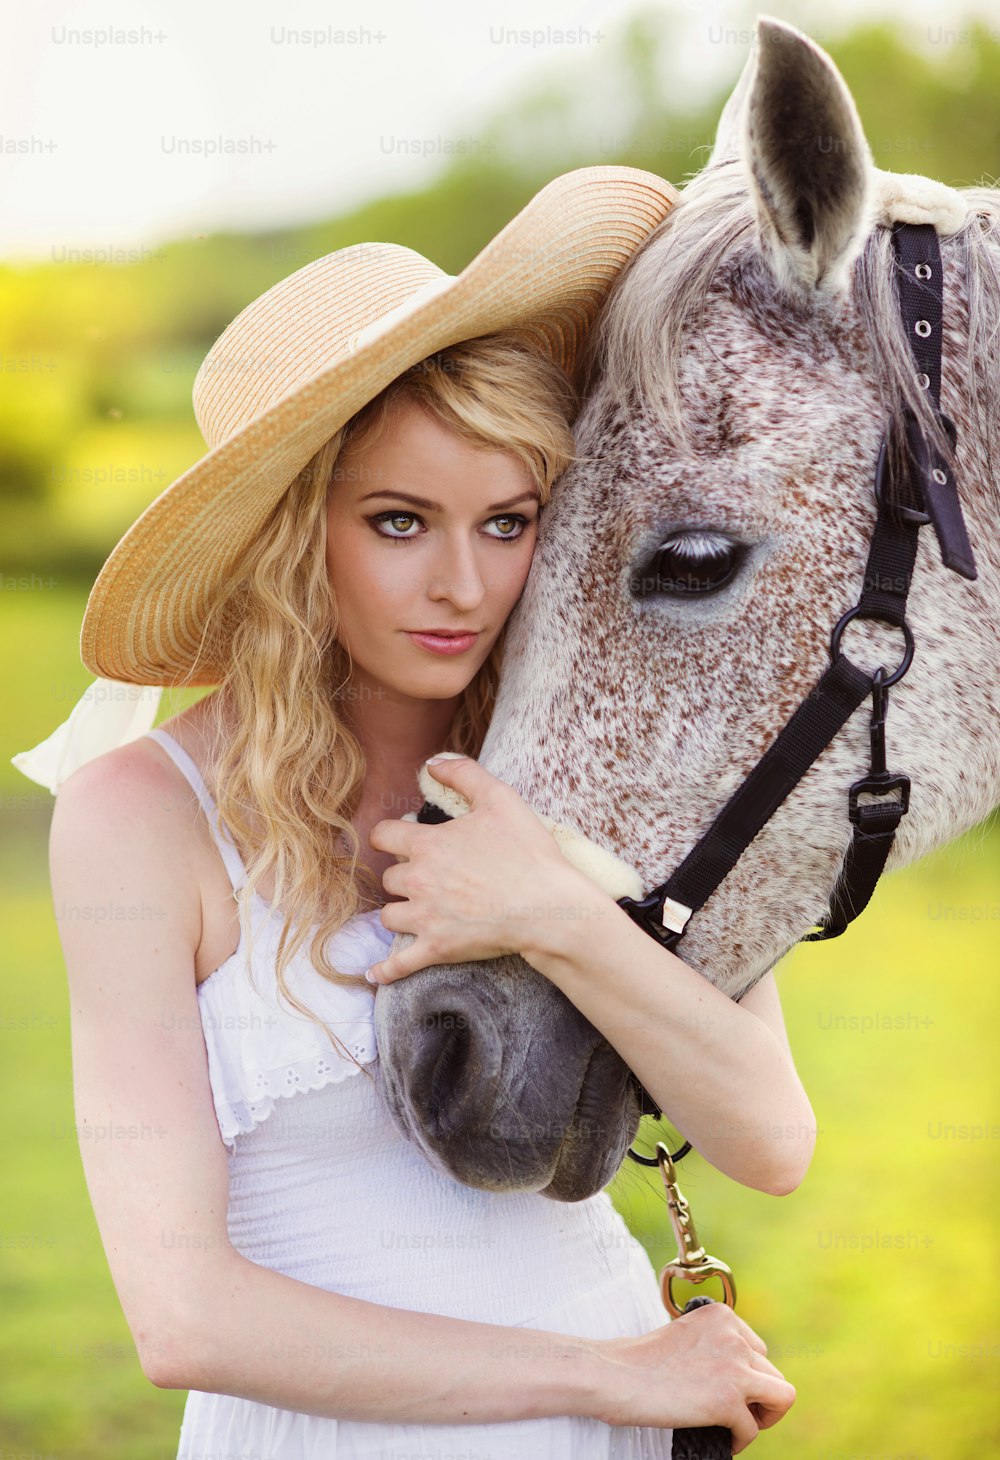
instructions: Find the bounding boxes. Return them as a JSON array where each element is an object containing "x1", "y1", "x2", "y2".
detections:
[{"x1": 358, "y1": 489, "x2": 540, "y2": 512}]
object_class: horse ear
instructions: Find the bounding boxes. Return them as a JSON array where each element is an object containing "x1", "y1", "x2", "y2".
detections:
[
  {"x1": 707, "y1": 50, "x2": 754, "y2": 167},
  {"x1": 741, "y1": 16, "x2": 874, "y2": 294}
]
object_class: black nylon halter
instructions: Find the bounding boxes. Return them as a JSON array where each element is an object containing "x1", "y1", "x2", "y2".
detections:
[{"x1": 622, "y1": 222, "x2": 977, "y2": 1158}]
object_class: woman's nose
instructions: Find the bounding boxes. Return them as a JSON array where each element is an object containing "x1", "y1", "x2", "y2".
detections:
[{"x1": 426, "y1": 537, "x2": 488, "y2": 608}]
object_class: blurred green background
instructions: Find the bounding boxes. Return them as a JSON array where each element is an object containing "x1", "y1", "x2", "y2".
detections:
[{"x1": 2, "y1": 12, "x2": 998, "y2": 1458}]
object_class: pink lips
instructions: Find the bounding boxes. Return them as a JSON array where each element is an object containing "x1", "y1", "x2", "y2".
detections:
[{"x1": 406, "y1": 631, "x2": 480, "y2": 655}]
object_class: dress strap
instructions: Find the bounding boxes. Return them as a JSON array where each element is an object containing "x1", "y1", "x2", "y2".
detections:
[{"x1": 145, "y1": 727, "x2": 248, "y2": 892}]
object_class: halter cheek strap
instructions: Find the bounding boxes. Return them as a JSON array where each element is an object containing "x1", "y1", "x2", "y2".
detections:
[
  {"x1": 615, "y1": 221, "x2": 978, "y2": 968},
  {"x1": 892, "y1": 223, "x2": 976, "y2": 578}
]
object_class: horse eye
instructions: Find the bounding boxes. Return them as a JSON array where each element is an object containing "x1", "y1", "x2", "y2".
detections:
[{"x1": 630, "y1": 531, "x2": 744, "y2": 598}]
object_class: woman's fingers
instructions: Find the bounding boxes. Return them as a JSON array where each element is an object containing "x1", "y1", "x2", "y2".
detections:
[
  {"x1": 745, "y1": 1365, "x2": 797, "y2": 1432},
  {"x1": 688, "y1": 1309, "x2": 794, "y2": 1452},
  {"x1": 729, "y1": 1408, "x2": 760, "y2": 1454},
  {"x1": 730, "y1": 1375, "x2": 796, "y2": 1453},
  {"x1": 731, "y1": 1313, "x2": 769, "y2": 1356},
  {"x1": 681, "y1": 1303, "x2": 768, "y2": 1357},
  {"x1": 748, "y1": 1350, "x2": 785, "y2": 1381},
  {"x1": 380, "y1": 861, "x2": 404, "y2": 897}
]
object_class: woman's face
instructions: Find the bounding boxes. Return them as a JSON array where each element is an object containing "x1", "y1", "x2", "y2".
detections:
[{"x1": 325, "y1": 393, "x2": 541, "y2": 704}]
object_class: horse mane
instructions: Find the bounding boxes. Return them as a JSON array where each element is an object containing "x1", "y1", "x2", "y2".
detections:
[{"x1": 580, "y1": 158, "x2": 1000, "y2": 512}]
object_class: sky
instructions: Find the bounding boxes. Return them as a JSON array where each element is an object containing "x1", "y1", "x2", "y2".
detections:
[{"x1": 1, "y1": 0, "x2": 993, "y2": 262}]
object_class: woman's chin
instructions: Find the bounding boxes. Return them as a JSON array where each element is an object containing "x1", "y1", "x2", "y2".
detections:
[
  {"x1": 410, "y1": 672, "x2": 480, "y2": 700},
  {"x1": 395, "y1": 660, "x2": 489, "y2": 699}
]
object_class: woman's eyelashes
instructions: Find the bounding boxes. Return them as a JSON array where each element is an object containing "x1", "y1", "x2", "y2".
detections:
[{"x1": 366, "y1": 510, "x2": 535, "y2": 543}]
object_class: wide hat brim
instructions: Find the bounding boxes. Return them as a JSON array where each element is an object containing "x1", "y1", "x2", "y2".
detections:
[{"x1": 80, "y1": 165, "x2": 678, "y2": 687}]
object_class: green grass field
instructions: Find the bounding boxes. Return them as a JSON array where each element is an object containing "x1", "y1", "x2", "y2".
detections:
[{"x1": 2, "y1": 584, "x2": 997, "y2": 1457}]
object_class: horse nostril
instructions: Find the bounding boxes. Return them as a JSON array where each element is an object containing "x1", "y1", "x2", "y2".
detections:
[
  {"x1": 426, "y1": 1017, "x2": 468, "y2": 1121},
  {"x1": 410, "y1": 1000, "x2": 502, "y2": 1141}
]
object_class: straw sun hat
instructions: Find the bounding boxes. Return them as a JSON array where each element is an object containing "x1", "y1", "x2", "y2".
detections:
[{"x1": 13, "y1": 165, "x2": 678, "y2": 793}]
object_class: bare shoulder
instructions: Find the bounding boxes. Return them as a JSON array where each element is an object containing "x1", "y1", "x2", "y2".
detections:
[
  {"x1": 53, "y1": 692, "x2": 219, "y2": 829},
  {"x1": 49, "y1": 728, "x2": 203, "y2": 957},
  {"x1": 53, "y1": 715, "x2": 197, "y2": 833}
]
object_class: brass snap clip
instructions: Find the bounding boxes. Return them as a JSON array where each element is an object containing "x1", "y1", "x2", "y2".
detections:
[{"x1": 654, "y1": 1140, "x2": 737, "y2": 1318}]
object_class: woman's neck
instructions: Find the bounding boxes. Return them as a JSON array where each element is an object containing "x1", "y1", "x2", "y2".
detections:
[
  {"x1": 340, "y1": 673, "x2": 463, "y2": 799},
  {"x1": 204, "y1": 680, "x2": 463, "y2": 808}
]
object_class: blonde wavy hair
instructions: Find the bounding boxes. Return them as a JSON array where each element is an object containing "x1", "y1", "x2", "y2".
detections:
[{"x1": 187, "y1": 330, "x2": 579, "y2": 1079}]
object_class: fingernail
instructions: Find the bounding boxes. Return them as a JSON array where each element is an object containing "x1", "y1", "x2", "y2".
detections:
[{"x1": 365, "y1": 968, "x2": 377, "y2": 983}]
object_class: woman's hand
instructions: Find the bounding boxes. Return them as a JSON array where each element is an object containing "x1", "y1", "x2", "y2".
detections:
[
  {"x1": 366, "y1": 756, "x2": 596, "y2": 984},
  {"x1": 590, "y1": 1302, "x2": 796, "y2": 1451}
]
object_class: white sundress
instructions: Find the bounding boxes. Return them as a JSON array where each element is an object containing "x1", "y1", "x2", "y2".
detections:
[{"x1": 145, "y1": 726, "x2": 675, "y2": 1459}]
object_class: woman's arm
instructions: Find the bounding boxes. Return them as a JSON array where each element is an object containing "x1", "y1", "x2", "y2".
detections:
[
  {"x1": 47, "y1": 748, "x2": 594, "y2": 1412},
  {"x1": 184, "y1": 1258, "x2": 790, "y2": 1453},
  {"x1": 367, "y1": 755, "x2": 815, "y2": 1196},
  {"x1": 49, "y1": 747, "x2": 792, "y2": 1446},
  {"x1": 521, "y1": 875, "x2": 816, "y2": 1196}
]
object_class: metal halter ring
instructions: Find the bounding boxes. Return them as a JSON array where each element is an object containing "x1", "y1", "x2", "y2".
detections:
[
  {"x1": 830, "y1": 605, "x2": 915, "y2": 688},
  {"x1": 627, "y1": 1135, "x2": 693, "y2": 1168}
]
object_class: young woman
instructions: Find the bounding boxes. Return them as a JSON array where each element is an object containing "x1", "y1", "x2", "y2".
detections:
[{"x1": 20, "y1": 170, "x2": 803, "y2": 1457}]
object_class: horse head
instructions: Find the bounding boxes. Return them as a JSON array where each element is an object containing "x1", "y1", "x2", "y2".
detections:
[{"x1": 374, "y1": 17, "x2": 1000, "y2": 1200}]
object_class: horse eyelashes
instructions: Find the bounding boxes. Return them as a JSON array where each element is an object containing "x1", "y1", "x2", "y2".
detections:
[{"x1": 631, "y1": 532, "x2": 745, "y2": 598}]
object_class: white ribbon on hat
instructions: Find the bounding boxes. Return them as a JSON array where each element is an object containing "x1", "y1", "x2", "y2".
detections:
[{"x1": 10, "y1": 678, "x2": 163, "y2": 794}]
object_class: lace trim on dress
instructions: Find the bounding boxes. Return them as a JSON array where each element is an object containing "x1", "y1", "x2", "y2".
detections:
[
  {"x1": 139, "y1": 726, "x2": 398, "y2": 1150},
  {"x1": 197, "y1": 902, "x2": 394, "y2": 1149},
  {"x1": 212, "y1": 1047, "x2": 377, "y2": 1146}
]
